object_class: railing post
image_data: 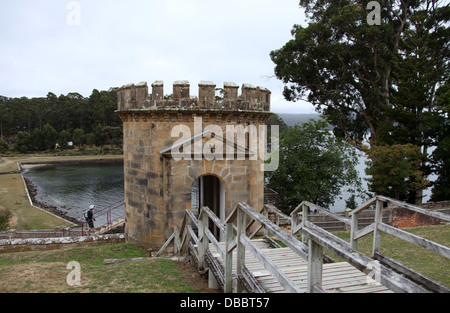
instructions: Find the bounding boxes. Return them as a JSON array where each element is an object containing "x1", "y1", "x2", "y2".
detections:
[
  {"x1": 198, "y1": 210, "x2": 209, "y2": 272},
  {"x1": 350, "y1": 212, "x2": 359, "y2": 250},
  {"x1": 301, "y1": 203, "x2": 309, "y2": 244},
  {"x1": 291, "y1": 212, "x2": 297, "y2": 236},
  {"x1": 263, "y1": 207, "x2": 269, "y2": 237},
  {"x1": 307, "y1": 238, "x2": 323, "y2": 293},
  {"x1": 372, "y1": 198, "x2": 383, "y2": 257},
  {"x1": 225, "y1": 221, "x2": 234, "y2": 293},
  {"x1": 236, "y1": 206, "x2": 246, "y2": 293}
]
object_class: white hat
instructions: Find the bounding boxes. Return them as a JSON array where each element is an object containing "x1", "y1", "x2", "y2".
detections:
[{"x1": 89, "y1": 205, "x2": 95, "y2": 209}]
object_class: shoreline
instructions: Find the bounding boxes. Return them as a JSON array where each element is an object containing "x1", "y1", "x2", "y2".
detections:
[
  {"x1": 19, "y1": 157, "x2": 123, "y2": 171},
  {"x1": 23, "y1": 177, "x2": 83, "y2": 226},
  {"x1": 18, "y1": 157, "x2": 124, "y2": 227}
]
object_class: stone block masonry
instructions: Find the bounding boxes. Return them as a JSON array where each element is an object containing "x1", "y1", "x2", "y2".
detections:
[
  {"x1": 116, "y1": 80, "x2": 272, "y2": 250},
  {"x1": 0, "y1": 234, "x2": 126, "y2": 253}
]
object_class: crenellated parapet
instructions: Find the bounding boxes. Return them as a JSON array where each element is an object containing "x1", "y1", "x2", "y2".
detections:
[{"x1": 117, "y1": 80, "x2": 271, "y2": 112}]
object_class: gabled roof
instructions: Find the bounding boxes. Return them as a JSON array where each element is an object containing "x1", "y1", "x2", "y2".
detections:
[{"x1": 160, "y1": 130, "x2": 256, "y2": 159}]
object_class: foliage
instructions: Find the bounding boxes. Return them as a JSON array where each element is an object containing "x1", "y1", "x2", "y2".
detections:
[
  {"x1": 431, "y1": 81, "x2": 450, "y2": 201},
  {"x1": 364, "y1": 144, "x2": 430, "y2": 201},
  {"x1": 0, "y1": 138, "x2": 8, "y2": 154},
  {"x1": 270, "y1": 0, "x2": 449, "y2": 202},
  {"x1": 14, "y1": 131, "x2": 31, "y2": 153},
  {"x1": 0, "y1": 209, "x2": 12, "y2": 231},
  {"x1": 72, "y1": 128, "x2": 86, "y2": 148},
  {"x1": 265, "y1": 119, "x2": 362, "y2": 213},
  {"x1": 266, "y1": 113, "x2": 289, "y2": 135},
  {"x1": 0, "y1": 87, "x2": 121, "y2": 153}
]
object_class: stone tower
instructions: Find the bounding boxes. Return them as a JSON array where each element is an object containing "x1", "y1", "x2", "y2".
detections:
[{"x1": 116, "y1": 80, "x2": 272, "y2": 249}]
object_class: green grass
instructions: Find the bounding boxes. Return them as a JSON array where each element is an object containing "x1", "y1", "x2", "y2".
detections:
[
  {"x1": 0, "y1": 174, "x2": 72, "y2": 230},
  {"x1": 0, "y1": 243, "x2": 206, "y2": 293},
  {"x1": 328, "y1": 224, "x2": 450, "y2": 287},
  {"x1": 0, "y1": 154, "x2": 123, "y2": 230}
]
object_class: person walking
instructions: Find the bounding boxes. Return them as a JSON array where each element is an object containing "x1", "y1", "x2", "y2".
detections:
[{"x1": 86, "y1": 205, "x2": 96, "y2": 233}]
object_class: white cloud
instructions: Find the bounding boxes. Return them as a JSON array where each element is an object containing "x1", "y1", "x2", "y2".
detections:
[{"x1": 0, "y1": 0, "x2": 315, "y2": 113}]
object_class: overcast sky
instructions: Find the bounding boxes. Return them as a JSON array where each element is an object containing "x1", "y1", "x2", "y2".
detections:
[{"x1": 0, "y1": 0, "x2": 315, "y2": 113}]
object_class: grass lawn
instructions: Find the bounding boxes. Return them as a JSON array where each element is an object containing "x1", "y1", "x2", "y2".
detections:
[
  {"x1": 0, "y1": 154, "x2": 123, "y2": 230},
  {"x1": 331, "y1": 224, "x2": 450, "y2": 287},
  {"x1": 0, "y1": 243, "x2": 209, "y2": 293},
  {"x1": 0, "y1": 174, "x2": 72, "y2": 229}
]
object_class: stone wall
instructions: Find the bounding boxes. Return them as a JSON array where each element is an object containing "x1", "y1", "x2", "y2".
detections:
[
  {"x1": 116, "y1": 80, "x2": 272, "y2": 249},
  {"x1": 0, "y1": 234, "x2": 125, "y2": 253}
]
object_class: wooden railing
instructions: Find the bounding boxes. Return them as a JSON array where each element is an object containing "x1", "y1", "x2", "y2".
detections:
[
  {"x1": 348, "y1": 195, "x2": 450, "y2": 293},
  {"x1": 157, "y1": 196, "x2": 449, "y2": 293},
  {"x1": 224, "y1": 202, "x2": 309, "y2": 292},
  {"x1": 290, "y1": 196, "x2": 450, "y2": 293}
]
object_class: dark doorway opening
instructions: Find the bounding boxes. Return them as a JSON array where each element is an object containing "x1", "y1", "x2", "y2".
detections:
[{"x1": 192, "y1": 175, "x2": 225, "y2": 241}]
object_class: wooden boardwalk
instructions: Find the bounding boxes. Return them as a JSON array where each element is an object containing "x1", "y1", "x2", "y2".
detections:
[
  {"x1": 158, "y1": 197, "x2": 450, "y2": 293},
  {"x1": 208, "y1": 240, "x2": 392, "y2": 293}
]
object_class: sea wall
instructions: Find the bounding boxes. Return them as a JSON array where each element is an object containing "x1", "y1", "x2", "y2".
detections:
[{"x1": 0, "y1": 233, "x2": 126, "y2": 253}]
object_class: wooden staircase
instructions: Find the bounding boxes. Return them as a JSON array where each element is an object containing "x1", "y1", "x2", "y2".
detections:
[
  {"x1": 95, "y1": 218, "x2": 125, "y2": 235},
  {"x1": 157, "y1": 197, "x2": 450, "y2": 293}
]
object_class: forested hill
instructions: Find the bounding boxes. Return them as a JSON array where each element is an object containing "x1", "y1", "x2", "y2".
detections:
[
  {"x1": 276, "y1": 113, "x2": 321, "y2": 127},
  {"x1": 0, "y1": 88, "x2": 121, "y2": 153}
]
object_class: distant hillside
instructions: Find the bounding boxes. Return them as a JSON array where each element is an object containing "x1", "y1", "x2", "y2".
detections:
[{"x1": 277, "y1": 113, "x2": 322, "y2": 127}]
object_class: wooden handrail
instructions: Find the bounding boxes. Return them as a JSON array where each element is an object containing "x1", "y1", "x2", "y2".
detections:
[
  {"x1": 158, "y1": 195, "x2": 448, "y2": 293},
  {"x1": 302, "y1": 221, "x2": 430, "y2": 293}
]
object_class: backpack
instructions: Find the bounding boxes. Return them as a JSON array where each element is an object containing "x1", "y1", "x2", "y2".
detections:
[{"x1": 83, "y1": 210, "x2": 89, "y2": 222}]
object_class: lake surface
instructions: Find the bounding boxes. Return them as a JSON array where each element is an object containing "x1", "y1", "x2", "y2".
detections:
[
  {"x1": 23, "y1": 155, "x2": 434, "y2": 226},
  {"x1": 23, "y1": 163, "x2": 125, "y2": 225}
]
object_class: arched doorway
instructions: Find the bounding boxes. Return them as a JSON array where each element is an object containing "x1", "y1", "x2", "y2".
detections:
[{"x1": 191, "y1": 175, "x2": 225, "y2": 241}]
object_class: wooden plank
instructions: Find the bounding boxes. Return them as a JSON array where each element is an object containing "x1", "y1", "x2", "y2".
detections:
[
  {"x1": 307, "y1": 239, "x2": 323, "y2": 293},
  {"x1": 202, "y1": 206, "x2": 225, "y2": 233},
  {"x1": 302, "y1": 222, "x2": 430, "y2": 293},
  {"x1": 155, "y1": 232, "x2": 175, "y2": 257},
  {"x1": 241, "y1": 265, "x2": 266, "y2": 293},
  {"x1": 304, "y1": 201, "x2": 351, "y2": 226},
  {"x1": 241, "y1": 235, "x2": 304, "y2": 293},
  {"x1": 350, "y1": 212, "x2": 359, "y2": 250},
  {"x1": 353, "y1": 223, "x2": 375, "y2": 241},
  {"x1": 224, "y1": 221, "x2": 234, "y2": 293},
  {"x1": 374, "y1": 252, "x2": 450, "y2": 293},
  {"x1": 372, "y1": 199, "x2": 383, "y2": 257},
  {"x1": 349, "y1": 197, "x2": 377, "y2": 216},
  {"x1": 377, "y1": 223, "x2": 450, "y2": 258},
  {"x1": 377, "y1": 195, "x2": 450, "y2": 222},
  {"x1": 238, "y1": 203, "x2": 308, "y2": 259}
]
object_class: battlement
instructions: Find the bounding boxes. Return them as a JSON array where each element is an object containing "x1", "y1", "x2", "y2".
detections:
[{"x1": 117, "y1": 80, "x2": 271, "y2": 112}]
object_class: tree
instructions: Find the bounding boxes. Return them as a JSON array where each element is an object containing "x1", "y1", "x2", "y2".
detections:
[
  {"x1": 0, "y1": 209, "x2": 12, "y2": 231},
  {"x1": 31, "y1": 128, "x2": 44, "y2": 151},
  {"x1": 265, "y1": 119, "x2": 362, "y2": 213},
  {"x1": 0, "y1": 138, "x2": 9, "y2": 154},
  {"x1": 0, "y1": 97, "x2": 9, "y2": 139},
  {"x1": 365, "y1": 144, "x2": 430, "y2": 201},
  {"x1": 58, "y1": 130, "x2": 72, "y2": 149},
  {"x1": 72, "y1": 128, "x2": 85, "y2": 148},
  {"x1": 270, "y1": 0, "x2": 449, "y2": 203},
  {"x1": 42, "y1": 123, "x2": 58, "y2": 150},
  {"x1": 431, "y1": 81, "x2": 450, "y2": 201},
  {"x1": 14, "y1": 131, "x2": 32, "y2": 153},
  {"x1": 94, "y1": 124, "x2": 106, "y2": 151},
  {"x1": 102, "y1": 126, "x2": 122, "y2": 148}
]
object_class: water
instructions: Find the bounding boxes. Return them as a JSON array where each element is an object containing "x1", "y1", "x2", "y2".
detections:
[
  {"x1": 23, "y1": 156, "x2": 434, "y2": 226},
  {"x1": 23, "y1": 163, "x2": 124, "y2": 225}
]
